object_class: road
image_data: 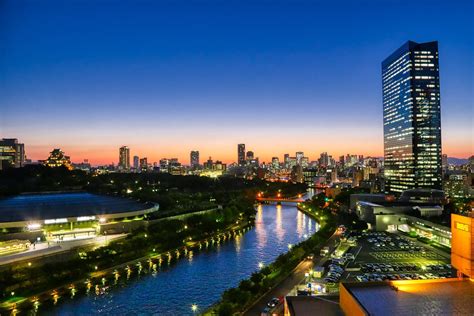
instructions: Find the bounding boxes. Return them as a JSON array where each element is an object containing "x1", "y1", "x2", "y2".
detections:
[{"x1": 244, "y1": 232, "x2": 340, "y2": 316}]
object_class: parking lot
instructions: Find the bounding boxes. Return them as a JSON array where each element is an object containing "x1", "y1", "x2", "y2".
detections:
[
  {"x1": 292, "y1": 229, "x2": 455, "y2": 298},
  {"x1": 343, "y1": 231, "x2": 455, "y2": 282}
]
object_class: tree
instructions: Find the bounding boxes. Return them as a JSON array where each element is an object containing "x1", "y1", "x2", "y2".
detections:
[{"x1": 218, "y1": 302, "x2": 234, "y2": 316}]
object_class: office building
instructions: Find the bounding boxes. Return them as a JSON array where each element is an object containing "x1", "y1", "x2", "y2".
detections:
[
  {"x1": 0, "y1": 138, "x2": 25, "y2": 170},
  {"x1": 271, "y1": 157, "x2": 280, "y2": 170},
  {"x1": 190, "y1": 150, "x2": 200, "y2": 168},
  {"x1": 246, "y1": 151, "x2": 254, "y2": 161},
  {"x1": 319, "y1": 152, "x2": 330, "y2": 167},
  {"x1": 119, "y1": 146, "x2": 130, "y2": 171},
  {"x1": 133, "y1": 155, "x2": 139, "y2": 170},
  {"x1": 296, "y1": 152, "x2": 304, "y2": 165},
  {"x1": 139, "y1": 157, "x2": 148, "y2": 172},
  {"x1": 237, "y1": 144, "x2": 246, "y2": 165},
  {"x1": 383, "y1": 41, "x2": 442, "y2": 194},
  {"x1": 284, "y1": 154, "x2": 290, "y2": 169},
  {"x1": 203, "y1": 156, "x2": 213, "y2": 170}
]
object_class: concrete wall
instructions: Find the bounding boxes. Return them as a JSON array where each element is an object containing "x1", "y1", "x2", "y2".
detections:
[
  {"x1": 339, "y1": 283, "x2": 367, "y2": 316},
  {"x1": 451, "y1": 213, "x2": 473, "y2": 278}
]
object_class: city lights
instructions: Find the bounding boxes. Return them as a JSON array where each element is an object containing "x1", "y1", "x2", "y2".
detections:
[{"x1": 0, "y1": 2, "x2": 470, "y2": 315}]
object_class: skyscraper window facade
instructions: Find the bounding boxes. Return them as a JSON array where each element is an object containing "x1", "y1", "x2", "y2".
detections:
[
  {"x1": 0, "y1": 138, "x2": 25, "y2": 170},
  {"x1": 119, "y1": 146, "x2": 130, "y2": 171},
  {"x1": 190, "y1": 150, "x2": 200, "y2": 168},
  {"x1": 382, "y1": 41, "x2": 442, "y2": 194},
  {"x1": 238, "y1": 144, "x2": 246, "y2": 166}
]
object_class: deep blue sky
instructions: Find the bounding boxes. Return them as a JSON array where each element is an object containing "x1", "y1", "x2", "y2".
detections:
[{"x1": 1, "y1": 0, "x2": 472, "y2": 164}]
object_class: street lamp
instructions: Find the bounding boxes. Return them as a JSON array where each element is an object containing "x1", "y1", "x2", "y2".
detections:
[
  {"x1": 288, "y1": 243, "x2": 293, "y2": 250},
  {"x1": 258, "y1": 262, "x2": 264, "y2": 269},
  {"x1": 191, "y1": 304, "x2": 198, "y2": 313}
]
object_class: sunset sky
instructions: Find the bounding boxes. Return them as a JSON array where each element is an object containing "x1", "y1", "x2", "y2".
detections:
[{"x1": 1, "y1": 0, "x2": 472, "y2": 165}]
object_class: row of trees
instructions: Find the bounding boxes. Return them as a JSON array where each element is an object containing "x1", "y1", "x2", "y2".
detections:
[
  {"x1": 210, "y1": 188, "x2": 373, "y2": 315},
  {"x1": 0, "y1": 166, "x2": 308, "y2": 304},
  {"x1": 0, "y1": 202, "x2": 251, "y2": 301},
  {"x1": 213, "y1": 213, "x2": 336, "y2": 315}
]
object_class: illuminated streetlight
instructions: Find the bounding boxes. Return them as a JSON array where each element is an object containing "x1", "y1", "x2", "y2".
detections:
[
  {"x1": 191, "y1": 304, "x2": 198, "y2": 313},
  {"x1": 288, "y1": 243, "x2": 293, "y2": 250},
  {"x1": 258, "y1": 262, "x2": 264, "y2": 269}
]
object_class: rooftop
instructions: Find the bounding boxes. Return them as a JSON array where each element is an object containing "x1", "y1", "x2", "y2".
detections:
[
  {"x1": 344, "y1": 279, "x2": 474, "y2": 316},
  {"x1": 286, "y1": 296, "x2": 343, "y2": 316},
  {"x1": 0, "y1": 192, "x2": 152, "y2": 222}
]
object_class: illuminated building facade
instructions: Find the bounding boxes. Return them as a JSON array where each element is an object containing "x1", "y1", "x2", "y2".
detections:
[
  {"x1": 44, "y1": 148, "x2": 73, "y2": 170},
  {"x1": 383, "y1": 41, "x2": 442, "y2": 194},
  {"x1": 0, "y1": 138, "x2": 25, "y2": 170},
  {"x1": 119, "y1": 146, "x2": 130, "y2": 170},
  {"x1": 238, "y1": 143, "x2": 245, "y2": 165},
  {"x1": 246, "y1": 150, "x2": 254, "y2": 161},
  {"x1": 271, "y1": 157, "x2": 280, "y2": 170},
  {"x1": 451, "y1": 213, "x2": 474, "y2": 278},
  {"x1": 139, "y1": 157, "x2": 148, "y2": 172},
  {"x1": 190, "y1": 150, "x2": 200, "y2": 168},
  {"x1": 296, "y1": 152, "x2": 304, "y2": 165},
  {"x1": 133, "y1": 155, "x2": 139, "y2": 170}
]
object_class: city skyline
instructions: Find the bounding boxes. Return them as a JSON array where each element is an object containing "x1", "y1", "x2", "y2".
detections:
[{"x1": 1, "y1": 1, "x2": 472, "y2": 165}]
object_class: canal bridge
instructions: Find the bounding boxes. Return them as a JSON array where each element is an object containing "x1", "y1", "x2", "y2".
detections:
[{"x1": 256, "y1": 197, "x2": 305, "y2": 204}]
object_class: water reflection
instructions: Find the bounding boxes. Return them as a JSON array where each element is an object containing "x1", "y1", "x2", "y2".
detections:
[
  {"x1": 275, "y1": 205, "x2": 284, "y2": 242},
  {"x1": 296, "y1": 210, "x2": 303, "y2": 236},
  {"x1": 48, "y1": 204, "x2": 317, "y2": 316},
  {"x1": 255, "y1": 205, "x2": 267, "y2": 250}
]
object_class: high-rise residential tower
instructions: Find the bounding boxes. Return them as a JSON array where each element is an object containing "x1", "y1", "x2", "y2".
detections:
[
  {"x1": 133, "y1": 155, "x2": 139, "y2": 170},
  {"x1": 296, "y1": 152, "x2": 304, "y2": 165},
  {"x1": 190, "y1": 150, "x2": 200, "y2": 168},
  {"x1": 237, "y1": 144, "x2": 245, "y2": 165},
  {"x1": 382, "y1": 41, "x2": 442, "y2": 194},
  {"x1": 119, "y1": 146, "x2": 130, "y2": 171}
]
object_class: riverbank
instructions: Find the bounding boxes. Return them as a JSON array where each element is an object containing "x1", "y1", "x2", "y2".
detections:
[
  {"x1": 0, "y1": 217, "x2": 254, "y2": 314},
  {"x1": 205, "y1": 201, "x2": 336, "y2": 315}
]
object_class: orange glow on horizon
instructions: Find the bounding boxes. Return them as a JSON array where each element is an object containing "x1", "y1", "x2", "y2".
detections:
[{"x1": 22, "y1": 138, "x2": 471, "y2": 166}]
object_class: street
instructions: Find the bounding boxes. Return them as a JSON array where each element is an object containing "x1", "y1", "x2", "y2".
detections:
[{"x1": 244, "y1": 231, "x2": 339, "y2": 315}]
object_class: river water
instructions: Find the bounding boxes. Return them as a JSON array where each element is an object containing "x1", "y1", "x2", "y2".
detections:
[{"x1": 47, "y1": 203, "x2": 318, "y2": 315}]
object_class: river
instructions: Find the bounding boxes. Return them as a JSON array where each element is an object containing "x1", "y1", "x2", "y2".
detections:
[{"x1": 46, "y1": 203, "x2": 318, "y2": 315}]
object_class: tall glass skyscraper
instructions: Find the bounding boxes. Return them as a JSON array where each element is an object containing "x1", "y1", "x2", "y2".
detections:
[
  {"x1": 190, "y1": 150, "x2": 200, "y2": 168},
  {"x1": 382, "y1": 41, "x2": 442, "y2": 194},
  {"x1": 237, "y1": 144, "x2": 246, "y2": 165}
]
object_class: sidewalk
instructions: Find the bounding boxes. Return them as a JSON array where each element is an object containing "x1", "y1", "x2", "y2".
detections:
[{"x1": 0, "y1": 234, "x2": 125, "y2": 266}]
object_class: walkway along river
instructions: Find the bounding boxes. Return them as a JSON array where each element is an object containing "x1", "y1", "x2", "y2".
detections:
[{"x1": 42, "y1": 203, "x2": 318, "y2": 315}]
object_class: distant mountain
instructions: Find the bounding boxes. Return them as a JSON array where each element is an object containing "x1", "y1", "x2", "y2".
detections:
[{"x1": 447, "y1": 157, "x2": 469, "y2": 165}]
